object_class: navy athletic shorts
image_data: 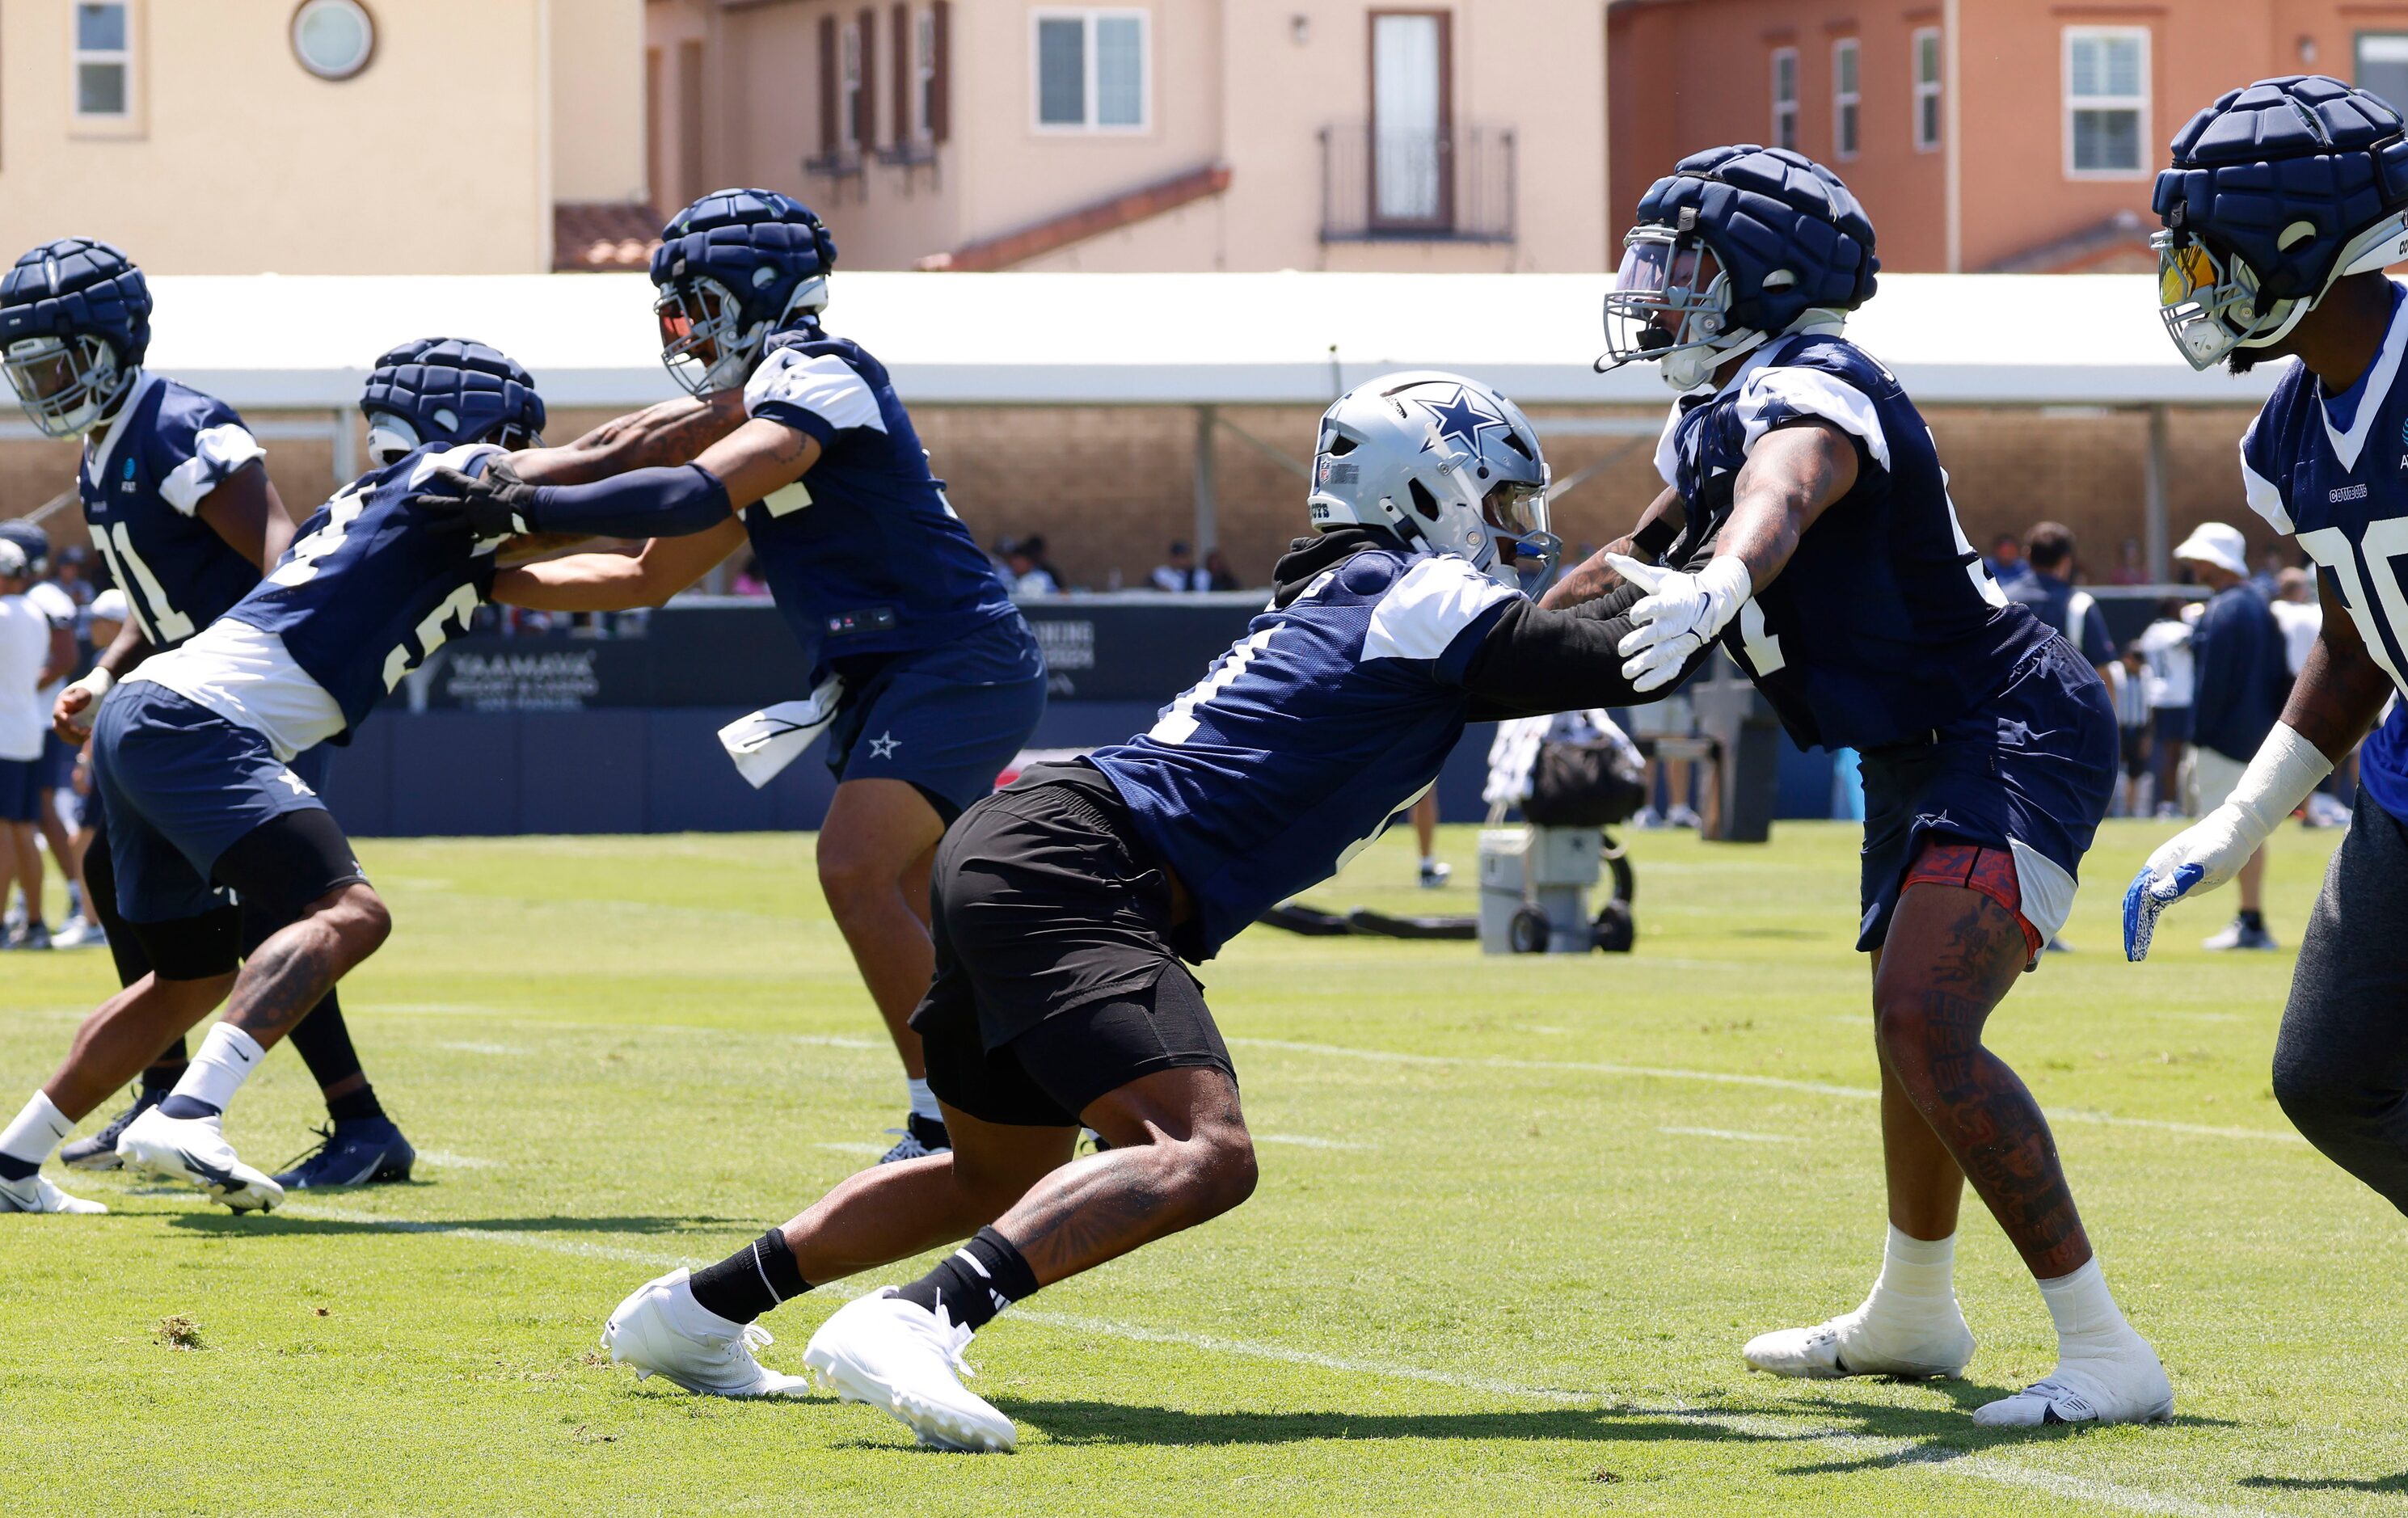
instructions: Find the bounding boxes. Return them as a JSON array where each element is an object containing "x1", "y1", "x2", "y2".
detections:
[
  {"x1": 91, "y1": 681, "x2": 335, "y2": 922},
  {"x1": 824, "y1": 616, "x2": 1048, "y2": 822},
  {"x1": 0, "y1": 755, "x2": 40, "y2": 822},
  {"x1": 1856, "y1": 636, "x2": 2116, "y2": 956},
  {"x1": 37, "y1": 729, "x2": 75, "y2": 791}
]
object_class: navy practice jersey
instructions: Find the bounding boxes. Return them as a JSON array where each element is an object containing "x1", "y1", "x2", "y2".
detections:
[
  {"x1": 78, "y1": 372, "x2": 267, "y2": 651},
  {"x1": 221, "y1": 443, "x2": 504, "y2": 736},
  {"x1": 2239, "y1": 277, "x2": 2408, "y2": 817},
  {"x1": 1087, "y1": 546, "x2": 1516, "y2": 958},
  {"x1": 740, "y1": 325, "x2": 1020, "y2": 668},
  {"x1": 1661, "y1": 332, "x2": 2051, "y2": 752}
]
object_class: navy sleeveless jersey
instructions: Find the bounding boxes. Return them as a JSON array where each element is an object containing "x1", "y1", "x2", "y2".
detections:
[
  {"x1": 2239, "y1": 277, "x2": 2408, "y2": 816},
  {"x1": 78, "y1": 373, "x2": 267, "y2": 650},
  {"x1": 1087, "y1": 547, "x2": 1515, "y2": 959},
  {"x1": 1662, "y1": 333, "x2": 2050, "y2": 752},
  {"x1": 739, "y1": 325, "x2": 1019, "y2": 667},
  {"x1": 223, "y1": 443, "x2": 503, "y2": 735}
]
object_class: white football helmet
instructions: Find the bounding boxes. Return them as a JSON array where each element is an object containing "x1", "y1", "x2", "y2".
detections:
[{"x1": 1306, "y1": 371, "x2": 1555, "y2": 586}]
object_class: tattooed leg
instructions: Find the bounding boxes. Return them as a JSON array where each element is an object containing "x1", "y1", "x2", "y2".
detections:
[
  {"x1": 781, "y1": 1111, "x2": 1076, "y2": 1284},
  {"x1": 219, "y1": 883, "x2": 392, "y2": 1051},
  {"x1": 1873, "y1": 880, "x2": 2091, "y2": 1280}
]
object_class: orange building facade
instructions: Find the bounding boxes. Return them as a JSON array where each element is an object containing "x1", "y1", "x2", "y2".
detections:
[{"x1": 1610, "y1": 0, "x2": 2408, "y2": 273}]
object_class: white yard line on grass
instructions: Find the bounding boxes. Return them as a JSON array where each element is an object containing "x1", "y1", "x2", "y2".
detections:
[
  {"x1": 1228, "y1": 1038, "x2": 2309, "y2": 1147},
  {"x1": 272, "y1": 1200, "x2": 2276, "y2": 1518},
  {"x1": 1660, "y1": 1126, "x2": 1801, "y2": 1145},
  {"x1": 435, "y1": 1042, "x2": 528, "y2": 1056},
  {"x1": 1255, "y1": 1133, "x2": 1376, "y2": 1151}
]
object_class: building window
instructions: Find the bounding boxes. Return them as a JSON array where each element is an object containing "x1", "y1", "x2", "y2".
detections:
[
  {"x1": 1912, "y1": 27, "x2": 1942, "y2": 151},
  {"x1": 74, "y1": 2, "x2": 132, "y2": 118},
  {"x1": 2065, "y1": 26, "x2": 2149, "y2": 176},
  {"x1": 1770, "y1": 47, "x2": 1798, "y2": 151},
  {"x1": 2359, "y1": 32, "x2": 2408, "y2": 117},
  {"x1": 1033, "y1": 10, "x2": 1149, "y2": 131},
  {"x1": 1371, "y1": 11, "x2": 1450, "y2": 227},
  {"x1": 841, "y1": 21, "x2": 862, "y2": 148},
  {"x1": 1832, "y1": 39, "x2": 1860, "y2": 160},
  {"x1": 290, "y1": 0, "x2": 376, "y2": 82},
  {"x1": 916, "y1": 9, "x2": 938, "y2": 137}
]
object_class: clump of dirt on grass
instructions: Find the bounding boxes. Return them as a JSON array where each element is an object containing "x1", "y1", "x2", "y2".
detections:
[{"x1": 154, "y1": 1314, "x2": 203, "y2": 1350}]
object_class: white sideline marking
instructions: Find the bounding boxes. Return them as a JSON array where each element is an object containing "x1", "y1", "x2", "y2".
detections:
[
  {"x1": 1228, "y1": 1038, "x2": 2309, "y2": 1146},
  {"x1": 416, "y1": 1151, "x2": 500, "y2": 1170},
  {"x1": 1660, "y1": 1126, "x2": 1800, "y2": 1145},
  {"x1": 265, "y1": 1203, "x2": 2269, "y2": 1518},
  {"x1": 813, "y1": 1142, "x2": 888, "y2": 1157},
  {"x1": 1255, "y1": 1133, "x2": 1375, "y2": 1151},
  {"x1": 436, "y1": 1041, "x2": 527, "y2": 1056},
  {"x1": 795, "y1": 1035, "x2": 887, "y2": 1051}
]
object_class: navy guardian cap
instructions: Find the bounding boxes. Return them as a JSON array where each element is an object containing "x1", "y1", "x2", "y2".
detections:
[
  {"x1": 649, "y1": 188, "x2": 839, "y2": 396},
  {"x1": 0, "y1": 238, "x2": 153, "y2": 438},
  {"x1": 360, "y1": 337, "x2": 546, "y2": 466}
]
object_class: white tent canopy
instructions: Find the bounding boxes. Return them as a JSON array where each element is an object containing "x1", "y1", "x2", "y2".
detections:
[{"x1": 141, "y1": 270, "x2": 2276, "y2": 413}]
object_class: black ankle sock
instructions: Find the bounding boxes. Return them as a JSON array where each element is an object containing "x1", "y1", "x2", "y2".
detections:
[
  {"x1": 325, "y1": 1084, "x2": 385, "y2": 1124},
  {"x1": 2240, "y1": 909, "x2": 2267, "y2": 930},
  {"x1": 142, "y1": 1054, "x2": 187, "y2": 1094},
  {"x1": 687, "y1": 1229, "x2": 812, "y2": 1326},
  {"x1": 0, "y1": 1153, "x2": 36, "y2": 1182},
  {"x1": 895, "y1": 1227, "x2": 1041, "y2": 1332}
]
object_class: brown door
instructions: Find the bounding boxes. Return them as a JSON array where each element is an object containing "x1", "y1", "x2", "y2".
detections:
[{"x1": 677, "y1": 40, "x2": 705, "y2": 207}]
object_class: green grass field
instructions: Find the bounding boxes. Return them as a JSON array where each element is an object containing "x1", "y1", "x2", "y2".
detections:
[{"x1": 2, "y1": 818, "x2": 2402, "y2": 1516}]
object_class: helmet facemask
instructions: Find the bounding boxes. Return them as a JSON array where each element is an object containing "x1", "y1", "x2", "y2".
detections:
[
  {"x1": 656, "y1": 265, "x2": 833, "y2": 398},
  {"x1": 5, "y1": 332, "x2": 129, "y2": 438},
  {"x1": 1600, "y1": 226, "x2": 1767, "y2": 393},
  {"x1": 2155, "y1": 208, "x2": 2408, "y2": 372}
]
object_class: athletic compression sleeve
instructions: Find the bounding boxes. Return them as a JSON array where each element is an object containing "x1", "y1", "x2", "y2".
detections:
[
  {"x1": 1455, "y1": 580, "x2": 1723, "y2": 718},
  {"x1": 412, "y1": 458, "x2": 734, "y2": 539}
]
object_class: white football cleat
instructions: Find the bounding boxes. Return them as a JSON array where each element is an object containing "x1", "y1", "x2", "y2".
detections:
[
  {"x1": 601, "y1": 1268, "x2": 811, "y2": 1398},
  {"x1": 0, "y1": 1172, "x2": 108, "y2": 1213},
  {"x1": 1743, "y1": 1302, "x2": 1975, "y2": 1380},
  {"x1": 804, "y1": 1288, "x2": 1016, "y2": 1453},
  {"x1": 1972, "y1": 1335, "x2": 2174, "y2": 1427},
  {"x1": 116, "y1": 1107, "x2": 283, "y2": 1213}
]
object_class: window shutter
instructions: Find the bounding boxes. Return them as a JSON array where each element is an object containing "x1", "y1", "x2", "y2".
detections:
[
  {"x1": 931, "y1": 0, "x2": 951, "y2": 142},
  {"x1": 892, "y1": 5, "x2": 912, "y2": 143},
  {"x1": 858, "y1": 8, "x2": 879, "y2": 150},
  {"x1": 819, "y1": 15, "x2": 838, "y2": 154}
]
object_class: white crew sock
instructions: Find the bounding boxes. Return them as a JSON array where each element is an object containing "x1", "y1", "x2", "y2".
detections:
[
  {"x1": 906, "y1": 1077, "x2": 941, "y2": 1123},
  {"x1": 0, "y1": 1091, "x2": 74, "y2": 1177},
  {"x1": 164, "y1": 1023, "x2": 267, "y2": 1119},
  {"x1": 1420, "y1": 855, "x2": 1439, "y2": 870},
  {"x1": 1848, "y1": 1225, "x2": 1967, "y2": 1360},
  {"x1": 2036, "y1": 1257, "x2": 2132, "y2": 1354},
  {"x1": 1870, "y1": 1225, "x2": 1956, "y2": 1305}
]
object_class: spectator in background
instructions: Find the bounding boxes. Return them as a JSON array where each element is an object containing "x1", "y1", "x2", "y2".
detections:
[
  {"x1": 2249, "y1": 547, "x2": 2284, "y2": 601},
  {"x1": 0, "y1": 521, "x2": 78, "y2": 945},
  {"x1": 1020, "y1": 533, "x2": 1065, "y2": 591},
  {"x1": 2177, "y1": 522, "x2": 2293, "y2": 951},
  {"x1": 2110, "y1": 536, "x2": 2149, "y2": 586},
  {"x1": 2138, "y1": 597, "x2": 2197, "y2": 819},
  {"x1": 0, "y1": 538, "x2": 65, "y2": 950},
  {"x1": 1204, "y1": 549, "x2": 1242, "y2": 592},
  {"x1": 2271, "y1": 566, "x2": 2321, "y2": 676},
  {"x1": 2108, "y1": 643, "x2": 2154, "y2": 818},
  {"x1": 997, "y1": 538, "x2": 1061, "y2": 597},
  {"x1": 1986, "y1": 531, "x2": 2033, "y2": 589},
  {"x1": 2005, "y1": 521, "x2": 2115, "y2": 679},
  {"x1": 50, "y1": 543, "x2": 94, "y2": 611},
  {"x1": 51, "y1": 586, "x2": 124, "y2": 948},
  {"x1": 1149, "y1": 541, "x2": 1210, "y2": 592},
  {"x1": 731, "y1": 550, "x2": 772, "y2": 598}
]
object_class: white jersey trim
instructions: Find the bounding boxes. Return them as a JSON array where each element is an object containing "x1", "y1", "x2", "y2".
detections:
[
  {"x1": 2322, "y1": 285, "x2": 2408, "y2": 473},
  {"x1": 1362, "y1": 554, "x2": 1516, "y2": 664},
  {"x1": 158, "y1": 422, "x2": 267, "y2": 517},
  {"x1": 127, "y1": 618, "x2": 344, "y2": 763},
  {"x1": 2007, "y1": 837, "x2": 2077, "y2": 943},
  {"x1": 2240, "y1": 451, "x2": 2293, "y2": 534},
  {"x1": 82, "y1": 370, "x2": 160, "y2": 493},
  {"x1": 1734, "y1": 365, "x2": 1892, "y2": 471},
  {"x1": 744, "y1": 348, "x2": 888, "y2": 435},
  {"x1": 1652, "y1": 400, "x2": 1688, "y2": 490}
]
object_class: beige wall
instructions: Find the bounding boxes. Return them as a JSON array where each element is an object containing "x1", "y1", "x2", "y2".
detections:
[
  {"x1": 650, "y1": 0, "x2": 1609, "y2": 272},
  {"x1": 0, "y1": 1, "x2": 645, "y2": 276}
]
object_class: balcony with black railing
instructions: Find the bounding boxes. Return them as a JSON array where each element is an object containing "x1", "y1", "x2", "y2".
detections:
[{"x1": 1318, "y1": 122, "x2": 1516, "y2": 244}]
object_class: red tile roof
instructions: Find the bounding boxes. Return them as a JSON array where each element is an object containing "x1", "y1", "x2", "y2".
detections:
[{"x1": 554, "y1": 203, "x2": 663, "y2": 272}]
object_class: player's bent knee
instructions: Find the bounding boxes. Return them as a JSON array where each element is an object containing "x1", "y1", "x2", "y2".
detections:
[{"x1": 1166, "y1": 1122, "x2": 1259, "y2": 1219}]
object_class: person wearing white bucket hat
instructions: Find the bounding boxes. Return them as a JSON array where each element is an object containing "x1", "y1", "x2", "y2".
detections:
[{"x1": 2170, "y1": 522, "x2": 2293, "y2": 950}]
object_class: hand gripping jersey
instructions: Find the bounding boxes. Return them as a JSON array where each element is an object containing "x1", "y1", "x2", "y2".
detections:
[
  {"x1": 1087, "y1": 546, "x2": 1516, "y2": 958},
  {"x1": 130, "y1": 444, "x2": 505, "y2": 757},
  {"x1": 77, "y1": 373, "x2": 267, "y2": 651},
  {"x1": 2238, "y1": 277, "x2": 2408, "y2": 817},
  {"x1": 740, "y1": 326, "x2": 1019, "y2": 666},
  {"x1": 1660, "y1": 333, "x2": 2051, "y2": 752}
]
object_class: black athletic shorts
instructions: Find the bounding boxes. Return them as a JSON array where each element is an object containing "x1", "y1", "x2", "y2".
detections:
[{"x1": 910, "y1": 762, "x2": 1237, "y2": 1128}]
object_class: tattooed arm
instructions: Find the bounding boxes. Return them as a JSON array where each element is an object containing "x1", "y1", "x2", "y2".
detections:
[
  {"x1": 1541, "y1": 485, "x2": 1687, "y2": 609},
  {"x1": 506, "y1": 389, "x2": 749, "y2": 486}
]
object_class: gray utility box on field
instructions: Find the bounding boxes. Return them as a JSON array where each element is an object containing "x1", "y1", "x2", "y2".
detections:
[{"x1": 1478, "y1": 825, "x2": 1602, "y2": 954}]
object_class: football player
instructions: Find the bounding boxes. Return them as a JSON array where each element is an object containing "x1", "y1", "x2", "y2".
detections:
[
  {"x1": 0, "y1": 335, "x2": 734, "y2": 1212},
  {"x1": 0, "y1": 241, "x2": 414, "y2": 1204},
  {"x1": 2129, "y1": 78, "x2": 2408, "y2": 1217},
  {"x1": 448, "y1": 188, "x2": 1049, "y2": 1163},
  {"x1": 1559, "y1": 146, "x2": 2170, "y2": 1426},
  {"x1": 575, "y1": 371, "x2": 1740, "y2": 1450}
]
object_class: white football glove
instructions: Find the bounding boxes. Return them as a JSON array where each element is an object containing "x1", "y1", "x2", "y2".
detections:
[
  {"x1": 1605, "y1": 553, "x2": 1754, "y2": 694},
  {"x1": 2123, "y1": 723, "x2": 2330, "y2": 961}
]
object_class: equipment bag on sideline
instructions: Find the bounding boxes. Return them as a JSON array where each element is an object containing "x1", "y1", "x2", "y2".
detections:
[{"x1": 1522, "y1": 739, "x2": 1647, "y2": 828}]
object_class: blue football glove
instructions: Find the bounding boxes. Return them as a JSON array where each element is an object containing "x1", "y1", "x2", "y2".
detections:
[{"x1": 2121, "y1": 858, "x2": 2208, "y2": 963}]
